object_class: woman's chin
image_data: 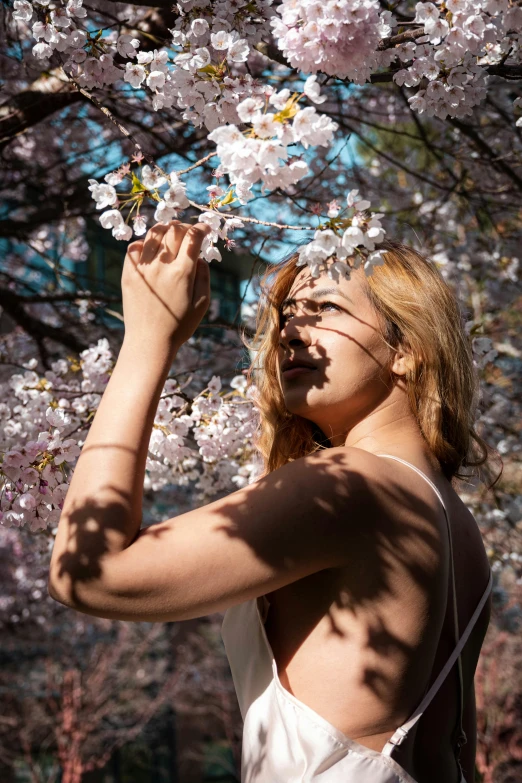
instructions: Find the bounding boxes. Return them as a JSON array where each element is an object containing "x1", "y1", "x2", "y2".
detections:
[{"x1": 282, "y1": 395, "x2": 319, "y2": 417}]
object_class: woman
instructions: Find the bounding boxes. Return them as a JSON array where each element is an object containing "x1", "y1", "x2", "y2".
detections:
[{"x1": 49, "y1": 221, "x2": 494, "y2": 783}]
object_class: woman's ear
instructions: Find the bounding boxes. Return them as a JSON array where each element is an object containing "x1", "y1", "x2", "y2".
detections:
[{"x1": 390, "y1": 349, "x2": 415, "y2": 377}]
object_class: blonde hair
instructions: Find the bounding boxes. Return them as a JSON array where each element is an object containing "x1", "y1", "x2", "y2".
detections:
[{"x1": 242, "y1": 239, "x2": 501, "y2": 489}]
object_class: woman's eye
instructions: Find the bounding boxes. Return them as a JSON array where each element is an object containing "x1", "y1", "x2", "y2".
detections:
[
  {"x1": 280, "y1": 302, "x2": 339, "y2": 326},
  {"x1": 319, "y1": 301, "x2": 340, "y2": 314}
]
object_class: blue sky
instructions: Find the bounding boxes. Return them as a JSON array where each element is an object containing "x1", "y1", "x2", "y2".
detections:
[
  {"x1": 20, "y1": 65, "x2": 360, "y2": 306},
  {"x1": 77, "y1": 110, "x2": 360, "y2": 303},
  {"x1": 77, "y1": 70, "x2": 360, "y2": 264}
]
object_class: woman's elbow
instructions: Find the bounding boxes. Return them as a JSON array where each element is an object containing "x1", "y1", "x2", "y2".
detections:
[
  {"x1": 48, "y1": 567, "x2": 75, "y2": 607},
  {"x1": 47, "y1": 569, "x2": 107, "y2": 616}
]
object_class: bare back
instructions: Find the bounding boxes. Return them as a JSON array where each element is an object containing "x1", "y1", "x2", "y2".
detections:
[{"x1": 261, "y1": 451, "x2": 492, "y2": 783}]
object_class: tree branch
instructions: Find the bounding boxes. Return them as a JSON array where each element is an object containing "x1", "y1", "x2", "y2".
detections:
[
  {"x1": 448, "y1": 117, "x2": 522, "y2": 191},
  {"x1": 0, "y1": 72, "x2": 83, "y2": 151},
  {"x1": 0, "y1": 288, "x2": 89, "y2": 355},
  {"x1": 378, "y1": 28, "x2": 427, "y2": 50},
  {"x1": 253, "y1": 41, "x2": 291, "y2": 69}
]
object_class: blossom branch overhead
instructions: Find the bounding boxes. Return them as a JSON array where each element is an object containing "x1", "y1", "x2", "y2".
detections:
[
  {"x1": 10, "y1": 0, "x2": 522, "y2": 278},
  {"x1": 2, "y1": 0, "x2": 521, "y2": 538}
]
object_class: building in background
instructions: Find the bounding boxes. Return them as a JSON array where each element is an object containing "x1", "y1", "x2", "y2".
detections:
[
  {"x1": 0, "y1": 218, "x2": 267, "y2": 357},
  {"x1": 80, "y1": 217, "x2": 267, "y2": 333}
]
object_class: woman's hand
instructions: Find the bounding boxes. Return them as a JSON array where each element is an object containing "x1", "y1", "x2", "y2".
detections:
[{"x1": 121, "y1": 220, "x2": 212, "y2": 357}]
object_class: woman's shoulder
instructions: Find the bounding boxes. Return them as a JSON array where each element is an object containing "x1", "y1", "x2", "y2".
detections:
[
  {"x1": 283, "y1": 444, "x2": 401, "y2": 483},
  {"x1": 273, "y1": 445, "x2": 450, "y2": 551},
  {"x1": 295, "y1": 445, "x2": 444, "y2": 508}
]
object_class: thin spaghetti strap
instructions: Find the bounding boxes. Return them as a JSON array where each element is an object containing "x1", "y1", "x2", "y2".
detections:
[
  {"x1": 374, "y1": 454, "x2": 467, "y2": 758},
  {"x1": 383, "y1": 569, "x2": 492, "y2": 743}
]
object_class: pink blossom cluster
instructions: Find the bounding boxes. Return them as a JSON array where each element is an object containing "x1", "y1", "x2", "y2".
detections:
[
  {"x1": 11, "y1": 1, "x2": 261, "y2": 130},
  {"x1": 172, "y1": 0, "x2": 276, "y2": 48},
  {"x1": 11, "y1": 0, "x2": 522, "y2": 264},
  {"x1": 87, "y1": 80, "x2": 341, "y2": 260},
  {"x1": 11, "y1": 0, "x2": 522, "y2": 130},
  {"x1": 295, "y1": 189, "x2": 387, "y2": 281},
  {"x1": 270, "y1": 0, "x2": 394, "y2": 84},
  {"x1": 206, "y1": 84, "x2": 337, "y2": 206},
  {"x1": 124, "y1": 34, "x2": 256, "y2": 132},
  {"x1": 190, "y1": 374, "x2": 261, "y2": 495},
  {"x1": 87, "y1": 160, "x2": 248, "y2": 260},
  {"x1": 269, "y1": 0, "x2": 522, "y2": 122},
  {"x1": 88, "y1": 166, "x2": 194, "y2": 243},
  {"x1": 0, "y1": 339, "x2": 113, "y2": 531},
  {"x1": 392, "y1": 0, "x2": 522, "y2": 120},
  {"x1": 13, "y1": 0, "x2": 127, "y2": 89},
  {"x1": 164, "y1": 0, "x2": 276, "y2": 128},
  {"x1": 0, "y1": 340, "x2": 261, "y2": 532},
  {"x1": 196, "y1": 213, "x2": 245, "y2": 263},
  {"x1": 12, "y1": 0, "x2": 87, "y2": 59}
]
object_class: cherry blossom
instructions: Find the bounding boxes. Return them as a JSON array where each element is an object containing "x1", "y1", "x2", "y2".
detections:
[
  {"x1": 4, "y1": 1, "x2": 521, "y2": 557},
  {"x1": 271, "y1": 0, "x2": 386, "y2": 83},
  {"x1": 13, "y1": 0, "x2": 521, "y2": 129},
  {"x1": 0, "y1": 340, "x2": 261, "y2": 531}
]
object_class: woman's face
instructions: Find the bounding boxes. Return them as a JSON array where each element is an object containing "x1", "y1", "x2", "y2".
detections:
[{"x1": 276, "y1": 266, "x2": 401, "y2": 445}]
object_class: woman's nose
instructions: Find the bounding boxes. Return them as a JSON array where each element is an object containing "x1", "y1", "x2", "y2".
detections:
[
  {"x1": 281, "y1": 335, "x2": 307, "y2": 349},
  {"x1": 279, "y1": 317, "x2": 311, "y2": 350}
]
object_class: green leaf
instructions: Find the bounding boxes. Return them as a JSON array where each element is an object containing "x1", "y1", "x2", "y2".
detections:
[
  {"x1": 218, "y1": 189, "x2": 237, "y2": 206},
  {"x1": 130, "y1": 172, "x2": 144, "y2": 194},
  {"x1": 198, "y1": 64, "x2": 217, "y2": 76}
]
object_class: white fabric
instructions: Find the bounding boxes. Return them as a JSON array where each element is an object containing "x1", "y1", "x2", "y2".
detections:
[{"x1": 221, "y1": 454, "x2": 492, "y2": 782}]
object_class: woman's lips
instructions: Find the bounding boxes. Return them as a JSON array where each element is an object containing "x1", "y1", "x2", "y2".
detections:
[{"x1": 282, "y1": 366, "x2": 317, "y2": 380}]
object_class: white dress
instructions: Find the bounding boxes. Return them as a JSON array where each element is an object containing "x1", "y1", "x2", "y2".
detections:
[{"x1": 221, "y1": 454, "x2": 493, "y2": 782}]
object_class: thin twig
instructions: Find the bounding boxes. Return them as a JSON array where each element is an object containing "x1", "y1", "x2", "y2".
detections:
[
  {"x1": 176, "y1": 152, "x2": 217, "y2": 175},
  {"x1": 63, "y1": 74, "x2": 315, "y2": 233},
  {"x1": 63, "y1": 73, "x2": 166, "y2": 175},
  {"x1": 188, "y1": 201, "x2": 314, "y2": 230}
]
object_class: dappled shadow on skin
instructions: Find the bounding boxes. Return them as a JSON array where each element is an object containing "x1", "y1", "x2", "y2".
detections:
[
  {"x1": 280, "y1": 270, "x2": 389, "y2": 368},
  {"x1": 217, "y1": 456, "x2": 442, "y2": 686},
  {"x1": 211, "y1": 461, "x2": 460, "y2": 783},
  {"x1": 124, "y1": 222, "x2": 211, "y2": 339},
  {"x1": 53, "y1": 444, "x2": 475, "y2": 782},
  {"x1": 53, "y1": 491, "x2": 139, "y2": 608}
]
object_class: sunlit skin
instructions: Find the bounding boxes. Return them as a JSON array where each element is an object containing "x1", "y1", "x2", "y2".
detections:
[
  {"x1": 276, "y1": 266, "x2": 431, "y2": 459},
  {"x1": 47, "y1": 226, "x2": 489, "y2": 783}
]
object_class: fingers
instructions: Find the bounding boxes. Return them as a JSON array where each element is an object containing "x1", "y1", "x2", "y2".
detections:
[
  {"x1": 159, "y1": 221, "x2": 189, "y2": 263},
  {"x1": 178, "y1": 223, "x2": 212, "y2": 274},
  {"x1": 192, "y1": 257, "x2": 211, "y2": 312},
  {"x1": 140, "y1": 223, "x2": 170, "y2": 264},
  {"x1": 129, "y1": 221, "x2": 211, "y2": 272},
  {"x1": 126, "y1": 240, "x2": 144, "y2": 267}
]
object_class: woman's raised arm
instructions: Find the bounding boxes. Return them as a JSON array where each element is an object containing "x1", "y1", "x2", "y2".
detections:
[
  {"x1": 49, "y1": 443, "x2": 372, "y2": 622},
  {"x1": 47, "y1": 220, "x2": 374, "y2": 622}
]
